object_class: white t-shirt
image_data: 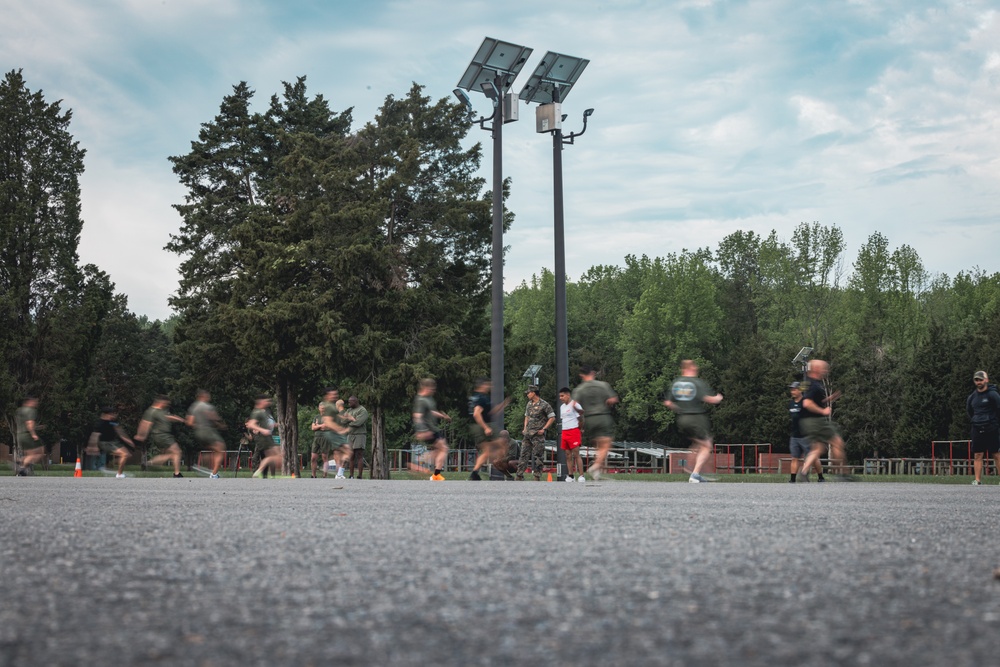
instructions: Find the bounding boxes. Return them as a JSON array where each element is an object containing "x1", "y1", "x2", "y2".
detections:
[{"x1": 560, "y1": 400, "x2": 582, "y2": 430}]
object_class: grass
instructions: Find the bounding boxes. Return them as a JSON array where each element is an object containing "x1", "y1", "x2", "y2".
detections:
[{"x1": 1, "y1": 464, "x2": 991, "y2": 484}]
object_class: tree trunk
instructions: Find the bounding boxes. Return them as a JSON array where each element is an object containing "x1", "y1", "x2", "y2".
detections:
[
  {"x1": 276, "y1": 374, "x2": 299, "y2": 476},
  {"x1": 371, "y1": 405, "x2": 389, "y2": 479}
]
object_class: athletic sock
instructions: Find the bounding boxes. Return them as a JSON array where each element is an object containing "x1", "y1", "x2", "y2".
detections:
[
  {"x1": 790, "y1": 474, "x2": 796, "y2": 482},
  {"x1": 434, "y1": 469, "x2": 442, "y2": 476},
  {"x1": 817, "y1": 474, "x2": 825, "y2": 481}
]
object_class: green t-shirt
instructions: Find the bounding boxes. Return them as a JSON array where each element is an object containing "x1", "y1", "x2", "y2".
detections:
[
  {"x1": 15, "y1": 406, "x2": 36, "y2": 437},
  {"x1": 249, "y1": 408, "x2": 274, "y2": 448},
  {"x1": 187, "y1": 400, "x2": 215, "y2": 431},
  {"x1": 346, "y1": 406, "x2": 369, "y2": 435},
  {"x1": 142, "y1": 406, "x2": 176, "y2": 445},
  {"x1": 413, "y1": 395, "x2": 438, "y2": 432},
  {"x1": 572, "y1": 380, "x2": 617, "y2": 417},
  {"x1": 669, "y1": 376, "x2": 715, "y2": 415}
]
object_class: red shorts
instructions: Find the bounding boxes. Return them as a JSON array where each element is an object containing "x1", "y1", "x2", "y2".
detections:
[{"x1": 560, "y1": 427, "x2": 582, "y2": 450}]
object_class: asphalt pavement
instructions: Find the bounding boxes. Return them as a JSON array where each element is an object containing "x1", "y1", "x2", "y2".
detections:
[{"x1": 0, "y1": 477, "x2": 997, "y2": 666}]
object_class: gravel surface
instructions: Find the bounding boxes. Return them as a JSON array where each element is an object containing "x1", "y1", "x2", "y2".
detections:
[{"x1": 0, "y1": 477, "x2": 997, "y2": 666}]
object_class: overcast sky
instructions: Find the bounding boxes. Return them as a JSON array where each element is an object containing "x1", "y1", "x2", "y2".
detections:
[{"x1": 4, "y1": 0, "x2": 999, "y2": 320}]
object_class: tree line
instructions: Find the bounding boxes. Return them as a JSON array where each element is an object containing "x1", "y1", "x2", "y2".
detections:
[
  {"x1": 4, "y1": 69, "x2": 996, "y2": 472},
  {"x1": 505, "y1": 224, "x2": 1000, "y2": 460}
]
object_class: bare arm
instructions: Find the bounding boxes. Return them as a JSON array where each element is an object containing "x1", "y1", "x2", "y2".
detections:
[{"x1": 134, "y1": 420, "x2": 151, "y2": 441}]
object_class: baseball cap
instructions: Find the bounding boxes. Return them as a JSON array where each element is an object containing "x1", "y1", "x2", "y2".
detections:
[
  {"x1": 788, "y1": 382, "x2": 800, "y2": 389},
  {"x1": 973, "y1": 371, "x2": 987, "y2": 381}
]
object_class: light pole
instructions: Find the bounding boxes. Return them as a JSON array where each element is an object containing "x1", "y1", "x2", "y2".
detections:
[
  {"x1": 456, "y1": 38, "x2": 533, "y2": 432},
  {"x1": 519, "y1": 52, "x2": 590, "y2": 480}
]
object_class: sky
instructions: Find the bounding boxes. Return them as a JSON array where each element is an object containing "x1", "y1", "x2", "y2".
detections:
[{"x1": 3, "y1": 0, "x2": 999, "y2": 320}]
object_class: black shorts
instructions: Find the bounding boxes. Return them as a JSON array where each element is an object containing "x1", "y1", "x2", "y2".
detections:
[{"x1": 971, "y1": 423, "x2": 1000, "y2": 455}]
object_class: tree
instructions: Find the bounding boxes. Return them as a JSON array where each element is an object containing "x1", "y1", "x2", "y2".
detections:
[{"x1": 0, "y1": 69, "x2": 87, "y2": 448}]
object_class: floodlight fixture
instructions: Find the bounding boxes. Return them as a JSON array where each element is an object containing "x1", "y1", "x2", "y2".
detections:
[
  {"x1": 453, "y1": 88, "x2": 472, "y2": 109},
  {"x1": 584, "y1": 108, "x2": 594, "y2": 117},
  {"x1": 480, "y1": 81, "x2": 499, "y2": 100},
  {"x1": 518, "y1": 51, "x2": 590, "y2": 105},
  {"x1": 457, "y1": 37, "x2": 533, "y2": 95}
]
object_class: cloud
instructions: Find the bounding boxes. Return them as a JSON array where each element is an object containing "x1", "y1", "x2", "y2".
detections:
[{"x1": 3, "y1": 0, "x2": 1000, "y2": 319}]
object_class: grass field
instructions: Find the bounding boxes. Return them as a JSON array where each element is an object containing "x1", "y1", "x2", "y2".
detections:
[{"x1": 2, "y1": 463, "x2": 991, "y2": 483}]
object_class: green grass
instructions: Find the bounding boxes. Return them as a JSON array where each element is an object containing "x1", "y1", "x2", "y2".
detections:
[{"x1": 1, "y1": 464, "x2": 991, "y2": 484}]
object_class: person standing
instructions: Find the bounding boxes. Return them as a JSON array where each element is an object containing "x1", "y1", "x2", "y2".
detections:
[
  {"x1": 345, "y1": 396, "x2": 369, "y2": 479},
  {"x1": 967, "y1": 370, "x2": 1000, "y2": 486},
  {"x1": 468, "y1": 377, "x2": 508, "y2": 481},
  {"x1": 248, "y1": 395, "x2": 281, "y2": 478},
  {"x1": 572, "y1": 365, "x2": 619, "y2": 481},
  {"x1": 309, "y1": 404, "x2": 329, "y2": 478},
  {"x1": 411, "y1": 378, "x2": 451, "y2": 481},
  {"x1": 558, "y1": 387, "x2": 586, "y2": 483},
  {"x1": 14, "y1": 397, "x2": 42, "y2": 476},
  {"x1": 517, "y1": 385, "x2": 555, "y2": 481},
  {"x1": 186, "y1": 390, "x2": 226, "y2": 479},
  {"x1": 787, "y1": 382, "x2": 824, "y2": 483},
  {"x1": 663, "y1": 360, "x2": 724, "y2": 483},
  {"x1": 797, "y1": 360, "x2": 848, "y2": 481},
  {"x1": 136, "y1": 395, "x2": 187, "y2": 478},
  {"x1": 92, "y1": 407, "x2": 136, "y2": 478}
]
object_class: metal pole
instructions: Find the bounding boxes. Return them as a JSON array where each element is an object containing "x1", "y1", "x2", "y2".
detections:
[
  {"x1": 552, "y1": 88, "x2": 569, "y2": 480},
  {"x1": 491, "y1": 77, "x2": 505, "y2": 434}
]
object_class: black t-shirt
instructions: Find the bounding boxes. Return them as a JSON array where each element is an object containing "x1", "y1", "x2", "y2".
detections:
[
  {"x1": 967, "y1": 386, "x2": 1000, "y2": 426},
  {"x1": 94, "y1": 418, "x2": 118, "y2": 442},
  {"x1": 801, "y1": 380, "x2": 828, "y2": 417},
  {"x1": 468, "y1": 391, "x2": 491, "y2": 420},
  {"x1": 788, "y1": 399, "x2": 803, "y2": 437}
]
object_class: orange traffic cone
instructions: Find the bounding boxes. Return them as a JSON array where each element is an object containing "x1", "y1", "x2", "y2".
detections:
[
  {"x1": 547, "y1": 472, "x2": 553, "y2": 482},
  {"x1": 74, "y1": 458, "x2": 83, "y2": 478}
]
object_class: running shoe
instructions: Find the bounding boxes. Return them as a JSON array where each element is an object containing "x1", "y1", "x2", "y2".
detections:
[
  {"x1": 972, "y1": 479, "x2": 982, "y2": 486},
  {"x1": 173, "y1": 472, "x2": 184, "y2": 478},
  {"x1": 209, "y1": 473, "x2": 220, "y2": 479},
  {"x1": 565, "y1": 475, "x2": 575, "y2": 483},
  {"x1": 116, "y1": 473, "x2": 126, "y2": 479},
  {"x1": 578, "y1": 474, "x2": 586, "y2": 483},
  {"x1": 430, "y1": 473, "x2": 445, "y2": 481},
  {"x1": 689, "y1": 472, "x2": 706, "y2": 483},
  {"x1": 795, "y1": 472, "x2": 809, "y2": 483},
  {"x1": 469, "y1": 470, "x2": 482, "y2": 481},
  {"x1": 587, "y1": 465, "x2": 602, "y2": 481}
]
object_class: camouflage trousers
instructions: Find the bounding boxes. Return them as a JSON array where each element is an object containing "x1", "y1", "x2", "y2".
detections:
[{"x1": 517, "y1": 432, "x2": 545, "y2": 478}]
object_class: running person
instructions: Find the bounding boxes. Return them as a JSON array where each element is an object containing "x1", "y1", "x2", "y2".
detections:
[
  {"x1": 787, "y1": 382, "x2": 824, "y2": 483},
  {"x1": 92, "y1": 407, "x2": 136, "y2": 478},
  {"x1": 797, "y1": 360, "x2": 849, "y2": 481},
  {"x1": 322, "y1": 393, "x2": 351, "y2": 480},
  {"x1": 14, "y1": 397, "x2": 42, "y2": 476},
  {"x1": 309, "y1": 404, "x2": 329, "y2": 478},
  {"x1": 571, "y1": 365, "x2": 619, "y2": 481},
  {"x1": 186, "y1": 390, "x2": 226, "y2": 478},
  {"x1": 411, "y1": 378, "x2": 451, "y2": 481},
  {"x1": 663, "y1": 359, "x2": 723, "y2": 483},
  {"x1": 559, "y1": 387, "x2": 586, "y2": 483},
  {"x1": 248, "y1": 395, "x2": 281, "y2": 478},
  {"x1": 136, "y1": 395, "x2": 186, "y2": 478},
  {"x1": 517, "y1": 385, "x2": 555, "y2": 481},
  {"x1": 468, "y1": 377, "x2": 508, "y2": 481}
]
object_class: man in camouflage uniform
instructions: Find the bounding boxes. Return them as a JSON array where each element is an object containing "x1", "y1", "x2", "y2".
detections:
[{"x1": 517, "y1": 385, "x2": 555, "y2": 481}]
